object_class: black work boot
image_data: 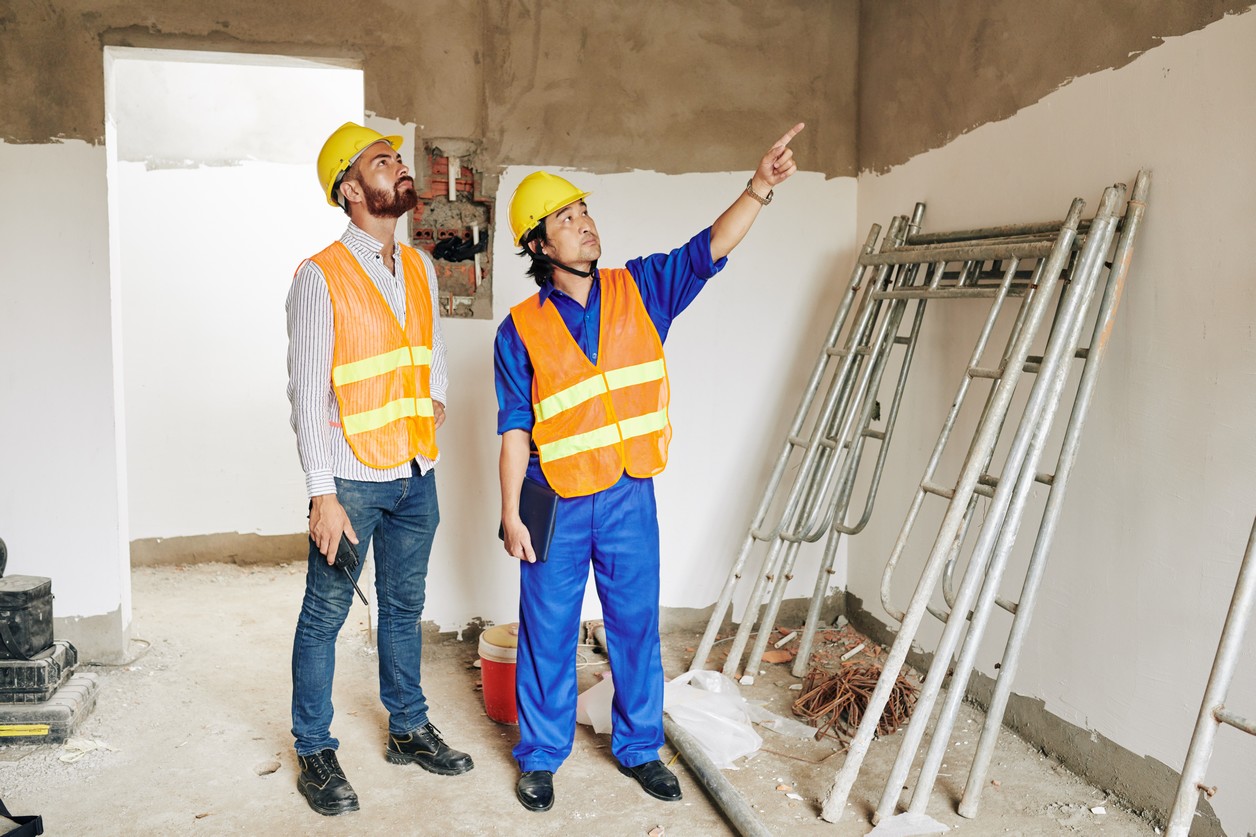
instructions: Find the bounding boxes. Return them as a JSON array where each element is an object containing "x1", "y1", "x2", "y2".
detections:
[
  {"x1": 296, "y1": 748, "x2": 360, "y2": 816},
  {"x1": 618, "y1": 759, "x2": 682, "y2": 801},
  {"x1": 516, "y1": 770, "x2": 555, "y2": 812},
  {"x1": 385, "y1": 723, "x2": 475, "y2": 775}
]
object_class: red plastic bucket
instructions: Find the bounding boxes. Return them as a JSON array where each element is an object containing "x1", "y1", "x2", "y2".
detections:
[{"x1": 479, "y1": 623, "x2": 518, "y2": 725}]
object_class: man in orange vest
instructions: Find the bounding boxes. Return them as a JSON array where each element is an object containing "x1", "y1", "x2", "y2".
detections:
[
  {"x1": 495, "y1": 124, "x2": 804, "y2": 812},
  {"x1": 286, "y1": 123, "x2": 474, "y2": 817}
]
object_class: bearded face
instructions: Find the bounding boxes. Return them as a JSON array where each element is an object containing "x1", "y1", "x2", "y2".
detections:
[{"x1": 360, "y1": 175, "x2": 418, "y2": 218}]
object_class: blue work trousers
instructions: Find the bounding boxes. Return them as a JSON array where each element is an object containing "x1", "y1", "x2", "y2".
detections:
[
  {"x1": 291, "y1": 467, "x2": 439, "y2": 756},
  {"x1": 514, "y1": 471, "x2": 664, "y2": 772}
]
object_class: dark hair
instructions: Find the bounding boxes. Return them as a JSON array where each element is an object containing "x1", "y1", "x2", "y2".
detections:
[{"x1": 518, "y1": 221, "x2": 553, "y2": 287}]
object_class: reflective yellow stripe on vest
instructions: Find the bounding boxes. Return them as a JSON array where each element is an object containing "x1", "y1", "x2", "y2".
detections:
[
  {"x1": 533, "y1": 359, "x2": 666, "y2": 424},
  {"x1": 618, "y1": 407, "x2": 669, "y2": 441},
  {"x1": 536, "y1": 407, "x2": 669, "y2": 461},
  {"x1": 332, "y1": 346, "x2": 433, "y2": 387},
  {"x1": 534, "y1": 376, "x2": 609, "y2": 423},
  {"x1": 604, "y1": 359, "x2": 666, "y2": 391},
  {"x1": 342, "y1": 397, "x2": 435, "y2": 436},
  {"x1": 537, "y1": 422, "x2": 623, "y2": 462}
]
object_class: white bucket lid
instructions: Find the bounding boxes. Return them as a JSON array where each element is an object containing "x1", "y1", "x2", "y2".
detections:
[{"x1": 479, "y1": 623, "x2": 519, "y2": 664}]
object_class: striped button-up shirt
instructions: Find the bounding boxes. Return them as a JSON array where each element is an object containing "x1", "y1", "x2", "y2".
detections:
[{"x1": 287, "y1": 223, "x2": 448, "y2": 498}]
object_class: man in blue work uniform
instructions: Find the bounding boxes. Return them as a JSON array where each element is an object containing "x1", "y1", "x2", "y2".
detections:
[{"x1": 495, "y1": 123, "x2": 804, "y2": 813}]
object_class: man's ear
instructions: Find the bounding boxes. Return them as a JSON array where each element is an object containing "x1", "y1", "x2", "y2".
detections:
[
  {"x1": 338, "y1": 175, "x2": 364, "y2": 207},
  {"x1": 531, "y1": 231, "x2": 553, "y2": 259}
]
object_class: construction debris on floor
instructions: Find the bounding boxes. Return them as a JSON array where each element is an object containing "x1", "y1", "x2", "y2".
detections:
[
  {"x1": 792, "y1": 660, "x2": 919, "y2": 744},
  {"x1": 0, "y1": 564, "x2": 1164, "y2": 835}
]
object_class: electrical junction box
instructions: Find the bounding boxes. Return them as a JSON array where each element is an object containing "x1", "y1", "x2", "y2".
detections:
[{"x1": 411, "y1": 142, "x2": 498, "y2": 320}]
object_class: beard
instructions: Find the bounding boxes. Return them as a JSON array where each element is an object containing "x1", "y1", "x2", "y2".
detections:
[{"x1": 362, "y1": 176, "x2": 418, "y2": 218}]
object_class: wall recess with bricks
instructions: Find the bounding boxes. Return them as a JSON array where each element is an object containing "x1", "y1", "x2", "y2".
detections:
[{"x1": 411, "y1": 140, "x2": 497, "y2": 320}]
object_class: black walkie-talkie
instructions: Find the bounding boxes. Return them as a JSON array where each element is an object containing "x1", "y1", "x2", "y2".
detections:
[{"x1": 334, "y1": 535, "x2": 370, "y2": 607}]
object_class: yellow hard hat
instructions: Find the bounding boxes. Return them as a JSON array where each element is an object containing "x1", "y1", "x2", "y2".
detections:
[
  {"x1": 316, "y1": 122, "x2": 403, "y2": 207},
  {"x1": 508, "y1": 171, "x2": 591, "y2": 245}
]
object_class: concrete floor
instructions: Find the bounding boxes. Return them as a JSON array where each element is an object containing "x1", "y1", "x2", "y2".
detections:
[{"x1": 0, "y1": 563, "x2": 1157, "y2": 835}]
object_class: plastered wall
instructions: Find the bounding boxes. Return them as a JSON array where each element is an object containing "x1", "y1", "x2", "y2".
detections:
[
  {"x1": 0, "y1": 140, "x2": 129, "y2": 654},
  {"x1": 850, "y1": 10, "x2": 1256, "y2": 832}
]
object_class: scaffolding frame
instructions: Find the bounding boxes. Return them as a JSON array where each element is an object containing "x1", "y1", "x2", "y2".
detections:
[
  {"x1": 683, "y1": 173, "x2": 1150, "y2": 832},
  {"x1": 865, "y1": 173, "x2": 1150, "y2": 823},
  {"x1": 1165, "y1": 516, "x2": 1256, "y2": 836}
]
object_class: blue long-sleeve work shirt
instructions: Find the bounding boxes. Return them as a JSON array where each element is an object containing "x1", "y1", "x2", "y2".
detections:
[{"x1": 494, "y1": 227, "x2": 727, "y2": 435}]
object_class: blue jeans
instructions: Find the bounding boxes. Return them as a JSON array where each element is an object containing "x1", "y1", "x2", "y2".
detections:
[{"x1": 291, "y1": 467, "x2": 439, "y2": 756}]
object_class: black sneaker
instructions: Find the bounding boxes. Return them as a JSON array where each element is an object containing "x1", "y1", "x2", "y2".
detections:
[
  {"x1": 385, "y1": 723, "x2": 475, "y2": 775},
  {"x1": 296, "y1": 748, "x2": 360, "y2": 816}
]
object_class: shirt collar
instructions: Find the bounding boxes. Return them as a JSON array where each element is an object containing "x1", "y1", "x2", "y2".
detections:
[
  {"x1": 538, "y1": 280, "x2": 557, "y2": 305},
  {"x1": 538, "y1": 267, "x2": 600, "y2": 306},
  {"x1": 342, "y1": 222, "x2": 398, "y2": 257}
]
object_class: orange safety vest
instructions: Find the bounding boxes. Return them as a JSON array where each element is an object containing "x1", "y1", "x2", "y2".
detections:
[
  {"x1": 307, "y1": 241, "x2": 438, "y2": 468},
  {"x1": 510, "y1": 269, "x2": 671, "y2": 498}
]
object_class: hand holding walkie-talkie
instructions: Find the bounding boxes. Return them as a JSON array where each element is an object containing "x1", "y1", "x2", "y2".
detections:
[{"x1": 334, "y1": 534, "x2": 370, "y2": 607}]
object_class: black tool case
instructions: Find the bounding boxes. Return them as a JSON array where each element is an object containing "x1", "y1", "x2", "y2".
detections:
[
  {"x1": 0, "y1": 575, "x2": 53, "y2": 661},
  {"x1": 0, "y1": 640, "x2": 76, "y2": 703}
]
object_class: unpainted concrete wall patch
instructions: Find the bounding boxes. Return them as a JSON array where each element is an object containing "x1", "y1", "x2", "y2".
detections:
[{"x1": 857, "y1": 1, "x2": 1255, "y2": 173}]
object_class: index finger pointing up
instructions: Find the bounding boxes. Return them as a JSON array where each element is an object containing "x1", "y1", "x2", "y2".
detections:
[{"x1": 773, "y1": 122, "x2": 806, "y2": 150}]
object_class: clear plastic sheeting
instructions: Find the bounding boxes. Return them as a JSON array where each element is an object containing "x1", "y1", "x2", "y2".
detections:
[
  {"x1": 575, "y1": 669, "x2": 816, "y2": 769},
  {"x1": 662, "y1": 671, "x2": 762, "y2": 769}
]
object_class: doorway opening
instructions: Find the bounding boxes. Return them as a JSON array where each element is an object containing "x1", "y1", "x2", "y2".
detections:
[{"x1": 103, "y1": 48, "x2": 364, "y2": 587}]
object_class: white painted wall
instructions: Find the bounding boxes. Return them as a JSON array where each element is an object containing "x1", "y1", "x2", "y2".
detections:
[
  {"x1": 426, "y1": 168, "x2": 857, "y2": 630},
  {"x1": 0, "y1": 140, "x2": 128, "y2": 643},
  {"x1": 850, "y1": 12, "x2": 1256, "y2": 832}
]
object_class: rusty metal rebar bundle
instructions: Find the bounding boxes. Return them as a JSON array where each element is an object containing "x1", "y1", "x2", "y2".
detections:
[{"x1": 792, "y1": 663, "x2": 919, "y2": 745}]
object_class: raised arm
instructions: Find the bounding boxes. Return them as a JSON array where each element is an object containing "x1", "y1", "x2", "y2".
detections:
[{"x1": 709, "y1": 122, "x2": 804, "y2": 262}]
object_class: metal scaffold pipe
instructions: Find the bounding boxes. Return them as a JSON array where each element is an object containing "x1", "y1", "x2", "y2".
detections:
[
  {"x1": 1165, "y1": 516, "x2": 1256, "y2": 834},
  {"x1": 663, "y1": 718, "x2": 774, "y2": 837}
]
